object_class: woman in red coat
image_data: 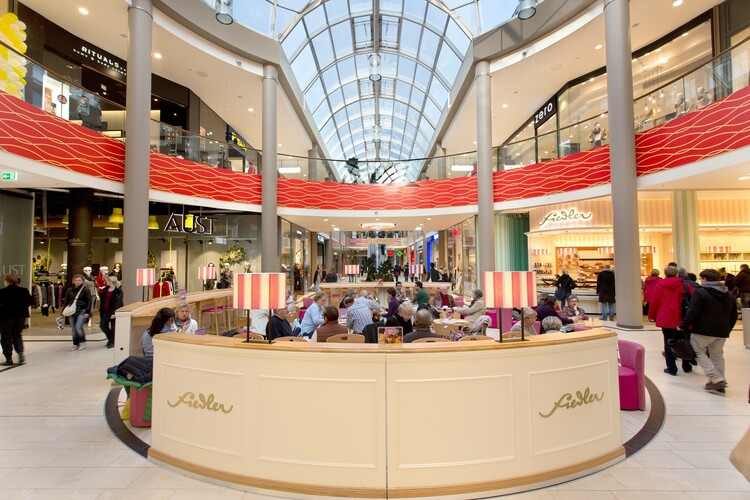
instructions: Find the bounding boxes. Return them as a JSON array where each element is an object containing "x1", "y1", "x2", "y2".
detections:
[
  {"x1": 642, "y1": 268, "x2": 662, "y2": 315},
  {"x1": 648, "y1": 265, "x2": 693, "y2": 375}
]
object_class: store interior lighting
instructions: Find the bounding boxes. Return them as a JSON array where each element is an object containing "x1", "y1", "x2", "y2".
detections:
[
  {"x1": 517, "y1": 0, "x2": 538, "y2": 20},
  {"x1": 215, "y1": 0, "x2": 233, "y2": 25}
]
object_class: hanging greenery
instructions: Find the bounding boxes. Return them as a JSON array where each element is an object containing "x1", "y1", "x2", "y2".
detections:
[
  {"x1": 220, "y1": 244, "x2": 246, "y2": 266},
  {"x1": 147, "y1": 251, "x2": 156, "y2": 269}
]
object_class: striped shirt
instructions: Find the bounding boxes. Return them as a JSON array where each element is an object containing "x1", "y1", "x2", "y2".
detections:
[{"x1": 346, "y1": 301, "x2": 373, "y2": 333}]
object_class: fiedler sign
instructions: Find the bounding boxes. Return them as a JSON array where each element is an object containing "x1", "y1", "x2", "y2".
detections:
[{"x1": 538, "y1": 208, "x2": 592, "y2": 227}]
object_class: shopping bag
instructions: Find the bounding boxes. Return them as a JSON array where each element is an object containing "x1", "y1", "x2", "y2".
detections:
[{"x1": 56, "y1": 316, "x2": 64, "y2": 335}]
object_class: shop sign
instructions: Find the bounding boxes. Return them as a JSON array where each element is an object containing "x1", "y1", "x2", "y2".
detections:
[
  {"x1": 226, "y1": 126, "x2": 251, "y2": 151},
  {"x1": 164, "y1": 213, "x2": 217, "y2": 234},
  {"x1": 73, "y1": 44, "x2": 127, "y2": 78},
  {"x1": 1, "y1": 171, "x2": 17, "y2": 181},
  {"x1": 167, "y1": 391, "x2": 233, "y2": 414},
  {"x1": 538, "y1": 387, "x2": 604, "y2": 418},
  {"x1": 1, "y1": 264, "x2": 26, "y2": 275},
  {"x1": 533, "y1": 97, "x2": 557, "y2": 129},
  {"x1": 538, "y1": 208, "x2": 592, "y2": 227}
]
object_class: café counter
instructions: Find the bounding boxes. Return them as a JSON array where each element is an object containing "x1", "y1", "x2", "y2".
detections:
[{"x1": 149, "y1": 330, "x2": 624, "y2": 498}]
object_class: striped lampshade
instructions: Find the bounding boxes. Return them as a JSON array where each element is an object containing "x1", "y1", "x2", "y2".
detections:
[
  {"x1": 483, "y1": 271, "x2": 537, "y2": 309},
  {"x1": 135, "y1": 268, "x2": 156, "y2": 287},
  {"x1": 410, "y1": 264, "x2": 424, "y2": 274},
  {"x1": 233, "y1": 273, "x2": 286, "y2": 310},
  {"x1": 198, "y1": 266, "x2": 216, "y2": 280},
  {"x1": 598, "y1": 247, "x2": 614, "y2": 254},
  {"x1": 344, "y1": 265, "x2": 359, "y2": 275}
]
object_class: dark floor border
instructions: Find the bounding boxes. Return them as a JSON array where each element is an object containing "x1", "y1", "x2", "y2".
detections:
[
  {"x1": 623, "y1": 376, "x2": 665, "y2": 457},
  {"x1": 104, "y1": 386, "x2": 150, "y2": 458}
]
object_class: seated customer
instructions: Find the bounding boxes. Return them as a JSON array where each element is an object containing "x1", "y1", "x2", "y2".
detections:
[
  {"x1": 384, "y1": 287, "x2": 400, "y2": 319},
  {"x1": 385, "y1": 302, "x2": 414, "y2": 336},
  {"x1": 141, "y1": 307, "x2": 176, "y2": 357},
  {"x1": 172, "y1": 302, "x2": 198, "y2": 334},
  {"x1": 413, "y1": 281, "x2": 430, "y2": 306},
  {"x1": 536, "y1": 295, "x2": 575, "y2": 332},
  {"x1": 561, "y1": 295, "x2": 588, "y2": 320},
  {"x1": 300, "y1": 291, "x2": 327, "y2": 339},
  {"x1": 541, "y1": 316, "x2": 564, "y2": 334},
  {"x1": 345, "y1": 296, "x2": 373, "y2": 334},
  {"x1": 394, "y1": 281, "x2": 406, "y2": 302},
  {"x1": 454, "y1": 289, "x2": 485, "y2": 322},
  {"x1": 339, "y1": 288, "x2": 356, "y2": 308},
  {"x1": 431, "y1": 285, "x2": 456, "y2": 309},
  {"x1": 403, "y1": 309, "x2": 440, "y2": 343},
  {"x1": 316, "y1": 306, "x2": 348, "y2": 343},
  {"x1": 504, "y1": 307, "x2": 538, "y2": 339},
  {"x1": 268, "y1": 308, "x2": 295, "y2": 340}
]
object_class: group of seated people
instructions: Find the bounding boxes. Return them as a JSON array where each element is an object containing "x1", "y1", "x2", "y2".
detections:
[
  {"x1": 140, "y1": 301, "x2": 200, "y2": 356},
  {"x1": 505, "y1": 294, "x2": 588, "y2": 339}
]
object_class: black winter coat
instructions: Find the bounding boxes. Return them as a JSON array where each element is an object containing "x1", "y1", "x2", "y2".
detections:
[
  {"x1": 63, "y1": 285, "x2": 91, "y2": 315},
  {"x1": 680, "y1": 283, "x2": 737, "y2": 337},
  {"x1": 0, "y1": 284, "x2": 34, "y2": 320},
  {"x1": 596, "y1": 270, "x2": 616, "y2": 303}
]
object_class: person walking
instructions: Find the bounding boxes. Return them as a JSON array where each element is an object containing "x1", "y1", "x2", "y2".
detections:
[
  {"x1": 0, "y1": 274, "x2": 34, "y2": 365},
  {"x1": 642, "y1": 268, "x2": 661, "y2": 315},
  {"x1": 732, "y1": 263, "x2": 750, "y2": 308},
  {"x1": 596, "y1": 265, "x2": 616, "y2": 321},
  {"x1": 62, "y1": 274, "x2": 92, "y2": 351},
  {"x1": 680, "y1": 269, "x2": 738, "y2": 393},
  {"x1": 649, "y1": 265, "x2": 694, "y2": 376},
  {"x1": 554, "y1": 270, "x2": 576, "y2": 308}
]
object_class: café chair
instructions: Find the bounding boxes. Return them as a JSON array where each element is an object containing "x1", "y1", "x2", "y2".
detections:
[
  {"x1": 327, "y1": 333, "x2": 365, "y2": 343},
  {"x1": 273, "y1": 336, "x2": 309, "y2": 342},
  {"x1": 432, "y1": 323, "x2": 452, "y2": 338},
  {"x1": 233, "y1": 332, "x2": 264, "y2": 340},
  {"x1": 459, "y1": 335, "x2": 494, "y2": 342},
  {"x1": 618, "y1": 339, "x2": 646, "y2": 410},
  {"x1": 413, "y1": 337, "x2": 449, "y2": 343},
  {"x1": 200, "y1": 297, "x2": 229, "y2": 335}
]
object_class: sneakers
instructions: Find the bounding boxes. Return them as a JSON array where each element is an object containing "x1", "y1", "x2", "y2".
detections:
[
  {"x1": 79, "y1": 342, "x2": 87, "y2": 350},
  {"x1": 705, "y1": 380, "x2": 727, "y2": 392},
  {"x1": 69, "y1": 345, "x2": 79, "y2": 351}
]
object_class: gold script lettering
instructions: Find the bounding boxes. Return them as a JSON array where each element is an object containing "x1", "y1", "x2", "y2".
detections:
[
  {"x1": 167, "y1": 391, "x2": 234, "y2": 414},
  {"x1": 538, "y1": 208, "x2": 593, "y2": 227},
  {"x1": 538, "y1": 387, "x2": 604, "y2": 418}
]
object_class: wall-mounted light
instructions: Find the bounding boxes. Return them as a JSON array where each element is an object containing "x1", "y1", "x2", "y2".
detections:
[
  {"x1": 518, "y1": 0, "x2": 538, "y2": 20},
  {"x1": 215, "y1": 0, "x2": 233, "y2": 25},
  {"x1": 369, "y1": 53, "x2": 381, "y2": 82}
]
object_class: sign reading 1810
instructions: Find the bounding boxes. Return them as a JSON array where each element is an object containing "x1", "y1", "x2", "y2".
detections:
[{"x1": 533, "y1": 97, "x2": 557, "y2": 130}]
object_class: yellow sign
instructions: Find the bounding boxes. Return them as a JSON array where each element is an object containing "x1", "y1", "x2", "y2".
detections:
[
  {"x1": 539, "y1": 387, "x2": 604, "y2": 418},
  {"x1": 168, "y1": 391, "x2": 233, "y2": 414}
]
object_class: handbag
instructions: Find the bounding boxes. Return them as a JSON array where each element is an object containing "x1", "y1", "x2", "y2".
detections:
[
  {"x1": 554, "y1": 287, "x2": 565, "y2": 300},
  {"x1": 61, "y1": 287, "x2": 83, "y2": 317},
  {"x1": 668, "y1": 331, "x2": 696, "y2": 360},
  {"x1": 730, "y1": 425, "x2": 750, "y2": 482}
]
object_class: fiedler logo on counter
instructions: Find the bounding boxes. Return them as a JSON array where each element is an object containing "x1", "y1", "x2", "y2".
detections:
[
  {"x1": 538, "y1": 208, "x2": 592, "y2": 227},
  {"x1": 168, "y1": 391, "x2": 234, "y2": 414},
  {"x1": 538, "y1": 387, "x2": 604, "y2": 418}
]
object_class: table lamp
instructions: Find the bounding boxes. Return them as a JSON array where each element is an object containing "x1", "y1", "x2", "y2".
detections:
[
  {"x1": 410, "y1": 264, "x2": 423, "y2": 281},
  {"x1": 483, "y1": 271, "x2": 537, "y2": 342},
  {"x1": 136, "y1": 268, "x2": 156, "y2": 302},
  {"x1": 198, "y1": 265, "x2": 216, "y2": 291},
  {"x1": 344, "y1": 264, "x2": 359, "y2": 282},
  {"x1": 233, "y1": 272, "x2": 285, "y2": 343}
]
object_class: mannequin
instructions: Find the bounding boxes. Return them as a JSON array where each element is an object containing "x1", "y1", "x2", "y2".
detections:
[
  {"x1": 111, "y1": 262, "x2": 122, "y2": 281},
  {"x1": 587, "y1": 122, "x2": 608, "y2": 147},
  {"x1": 95, "y1": 266, "x2": 109, "y2": 293}
]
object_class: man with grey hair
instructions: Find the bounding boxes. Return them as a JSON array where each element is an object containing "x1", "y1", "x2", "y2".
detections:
[
  {"x1": 678, "y1": 267, "x2": 700, "y2": 292},
  {"x1": 356, "y1": 290, "x2": 381, "y2": 312},
  {"x1": 403, "y1": 309, "x2": 440, "y2": 343}
]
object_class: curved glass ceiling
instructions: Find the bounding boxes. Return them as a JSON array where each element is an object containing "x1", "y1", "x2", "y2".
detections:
[{"x1": 203, "y1": 0, "x2": 525, "y2": 182}]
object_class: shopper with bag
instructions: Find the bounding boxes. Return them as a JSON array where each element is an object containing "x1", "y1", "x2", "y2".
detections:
[
  {"x1": 648, "y1": 265, "x2": 694, "y2": 376},
  {"x1": 61, "y1": 274, "x2": 91, "y2": 351},
  {"x1": 679, "y1": 268, "x2": 738, "y2": 393},
  {"x1": 0, "y1": 273, "x2": 34, "y2": 365}
]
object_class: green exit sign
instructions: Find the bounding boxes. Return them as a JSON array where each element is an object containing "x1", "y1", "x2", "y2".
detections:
[{"x1": 2, "y1": 172, "x2": 18, "y2": 181}]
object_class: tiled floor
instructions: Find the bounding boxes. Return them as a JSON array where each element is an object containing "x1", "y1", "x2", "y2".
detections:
[{"x1": 0, "y1": 320, "x2": 748, "y2": 499}]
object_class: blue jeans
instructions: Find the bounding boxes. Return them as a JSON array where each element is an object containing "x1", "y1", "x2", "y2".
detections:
[
  {"x1": 71, "y1": 311, "x2": 87, "y2": 345},
  {"x1": 600, "y1": 302, "x2": 615, "y2": 320}
]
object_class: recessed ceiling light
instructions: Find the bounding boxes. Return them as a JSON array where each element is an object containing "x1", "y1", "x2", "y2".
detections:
[
  {"x1": 739, "y1": 176, "x2": 750, "y2": 181},
  {"x1": 682, "y1": 32, "x2": 689, "y2": 37},
  {"x1": 502, "y1": 103, "x2": 508, "y2": 108},
  {"x1": 672, "y1": 0, "x2": 683, "y2": 6},
  {"x1": 472, "y1": 141, "x2": 477, "y2": 145},
  {"x1": 323, "y1": 219, "x2": 328, "y2": 222},
  {"x1": 153, "y1": 52, "x2": 162, "y2": 59},
  {"x1": 153, "y1": 98, "x2": 158, "y2": 102},
  {"x1": 427, "y1": 217, "x2": 432, "y2": 220},
  {"x1": 589, "y1": 77, "x2": 595, "y2": 82},
  {"x1": 595, "y1": 44, "x2": 603, "y2": 50},
  {"x1": 247, "y1": 107, "x2": 253, "y2": 112},
  {"x1": 278, "y1": 144, "x2": 283, "y2": 147},
  {"x1": 78, "y1": 7, "x2": 89, "y2": 15}
]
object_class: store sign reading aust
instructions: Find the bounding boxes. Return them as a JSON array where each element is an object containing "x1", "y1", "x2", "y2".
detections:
[
  {"x1": 164, "y1": 214, "x2": 217, "y2": 234},
  {"x1": 538, "y1": 387, "x2": 604, "y2": 418},
  {"x1": 538, "y1": 208, "x2": 592, "y2": 227},
  {"x1": 168, "y1": 391, "x2": 233, "y2": 414}
]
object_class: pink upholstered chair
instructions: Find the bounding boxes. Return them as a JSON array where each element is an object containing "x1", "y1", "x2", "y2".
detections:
[{"x1": 618, "y1": 339, "x2": 646, "y2": 410}]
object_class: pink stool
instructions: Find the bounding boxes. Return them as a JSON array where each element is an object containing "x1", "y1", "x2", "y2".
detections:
[{"x1": 618, "y1": 339, "x2": 646, "y2": 410}]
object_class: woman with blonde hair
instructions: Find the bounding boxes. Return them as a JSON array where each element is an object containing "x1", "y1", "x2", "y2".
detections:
[{"x1": 173, "y1": 301, "x2": 198, "y2": 334}]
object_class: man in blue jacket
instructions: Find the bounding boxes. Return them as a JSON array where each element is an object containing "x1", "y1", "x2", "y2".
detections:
[{"x1": 680, "y1": 269, "x2": 738, "y2": 393}]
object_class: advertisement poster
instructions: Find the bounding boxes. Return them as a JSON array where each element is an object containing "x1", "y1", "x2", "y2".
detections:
[{"x1": 42, "y1": 72, "x2": 70, "y2": 120}]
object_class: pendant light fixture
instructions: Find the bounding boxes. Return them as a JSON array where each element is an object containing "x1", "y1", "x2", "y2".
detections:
[
  {"x1": 369, "y1": 53, "x2": 382, "y2": 82},
  {"x1": 215, "y1": 0, "x2": 233, "y2": 25},
  {"x1": 108, "y1": 207, "x2": 124, "y2": 224},
  {"x1": 517, "y1": 0, "x2": 538, "y2": 20},
  {"x1": 148, "y1": 215, "x2": 159, "y2": 230},
  {"x1": 62, "y1": 209, "x2": 69, "y2": 225}
]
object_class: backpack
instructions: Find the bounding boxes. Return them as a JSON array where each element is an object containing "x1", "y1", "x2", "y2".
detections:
[{"x1": 108, "y1": 356, "x2": 153, "y2": 384}]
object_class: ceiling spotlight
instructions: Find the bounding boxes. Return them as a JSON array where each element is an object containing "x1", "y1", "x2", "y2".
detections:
[
  {"x1": 594, "y1": 44, "x2": 603, "y2": 50},
  {"x1": 153, "y1": 52, "x2": 162, "y2": 59},
  {"x1": 517, "y1": 0, "x2": 537, "y2": 20},
  {"x1": 672, "y1": 0, "x2": 683, "y2": 6},
  {"x1": 78, "y1": 7, "x2": 89, "y2": 15},
  {"x1": 215, "y1": 0, "x2": 234, "y2": 25}
]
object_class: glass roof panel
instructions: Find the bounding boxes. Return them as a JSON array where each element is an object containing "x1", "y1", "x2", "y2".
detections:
[
  {"x1": 330, "y1": 21, "x2": 354, "y2": 58},
  {"x1": 291, "y1": 44, "x2": 317, "y2": 88},
  {"x1": 436, "y1": 44, "x2": 461, "y2": 83},
  {"x1": 234, "y1": 0, "x2": 273, "y2": 36},
  {"x1": 402, "y1": 0, "x2": 426, "y2": 22},
  {"x1": 325, "y1": 0, "x2": 350, "y2": 23},
  {"x1": 417, "y1": 28, "x2": 440, "y2": 67},
  {"x1": 312, "y1": 31, "x2": 335, "y2": 68},
  {"x1": 381, "y1": 0, "x2": 403, "y2": 15},
  {"x1": 304, "y1": 5, "x2": 328, "y2": 35},
  {"x1": 425, "y1": 3, "x2": 448, "y2": 33}
]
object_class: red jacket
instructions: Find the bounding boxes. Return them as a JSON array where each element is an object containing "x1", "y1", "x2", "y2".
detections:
[
  {"x1": 648, "y1": 276, "x2": 692, "y2": 328},
  {"x1": 643, "y1": 275, "x2": 661, "y2": 303}
]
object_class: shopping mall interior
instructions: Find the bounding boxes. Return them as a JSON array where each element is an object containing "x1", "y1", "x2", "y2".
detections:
[{"x1": 0, "y1": 0, "x2": 749, "y2": 498}]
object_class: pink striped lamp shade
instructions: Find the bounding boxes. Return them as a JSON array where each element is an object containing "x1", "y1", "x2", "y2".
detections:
[
  {"x1": 233, "y1": 273, "x2": 286, "y2": 310},
  {"x1": 344, "y1": 265, "x2": 359, "y2": 275},
  {"x1": 410, "y1": 264, "x2": 424, "y2": 274},
  {"x1": 483, "y1": 272, "x2": 537, "y2": 309},
  {"x1": 198, "y1": 266, "x2": 216, "y2": 280},
  {"x1": 135, "y1": 268, "x2": 156, "y2": 287}
]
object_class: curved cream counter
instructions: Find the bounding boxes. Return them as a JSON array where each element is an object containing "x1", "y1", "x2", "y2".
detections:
[{"x1": 149, "y1": 330, "x2": 623, "y2": 498}]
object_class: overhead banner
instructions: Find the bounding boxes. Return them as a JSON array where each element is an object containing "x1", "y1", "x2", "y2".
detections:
[{"x1": 347, "y1": 237, "x2": 407, "y2": 248}]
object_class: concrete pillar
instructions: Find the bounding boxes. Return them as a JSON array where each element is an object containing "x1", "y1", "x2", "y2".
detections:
[
  {"x1": 308, "y1": 143, "x2": 318, "y2": 181},
  {"x1": 671, "y1": 191, "x2": 701, "y2": 273},
  {"x1": 66, "y1": 189, "x2": 94, "y2": 281},
  {"x1": 439, "y1": 230, "x2": 449, "y2": 271},
  {"x1": 436, "y1": 143, "x2": 446, "y2": 179},
  {"x1": 325, "y1": 237, "x2": 334, "y2": 273},
  {"x1": 261, "y1": 65, "x2": 279, "y2": 272},
  {"x1": 604, "y1": 0, "x2": 642, "y2": 328},
  {"x1": 476, "y1": 60, "x2": 495, "y2": 280},
  {"x1": 122, "y1": 0, "x2": 152, "y2": 304}
]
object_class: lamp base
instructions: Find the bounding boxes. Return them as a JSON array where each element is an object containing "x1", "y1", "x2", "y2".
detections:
[
  {"x1": 242, "y1": 339, "x2": 270, "y2": 344},
  {"x1": 497, "y1": 337, "x2": 529, "y2": 343}
]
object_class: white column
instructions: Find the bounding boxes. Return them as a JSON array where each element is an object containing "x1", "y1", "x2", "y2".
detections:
[{"x1": 671, "y1": 191, "x2": 701, "y2": 273}]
